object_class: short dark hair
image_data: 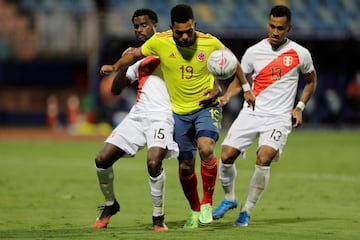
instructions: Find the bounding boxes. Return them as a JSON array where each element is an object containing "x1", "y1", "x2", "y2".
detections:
[
  {"x1": 171, "y1": 4, "x2": 194, "y2": 24},
  {"x1": 132, "y1": 8, "x2": 158, "y2": 23},
  {"x1": 269, "y1": 5, "x2": 292, "y2": 23}
]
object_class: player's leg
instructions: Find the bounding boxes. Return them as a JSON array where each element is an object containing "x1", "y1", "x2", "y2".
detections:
[
  {"x1": 213, "y1": 112, "x2": 257, "y2": 220},
  {"x1": 94, "y1": 143, "x2": 125, "y2": 228},
  {"x1": 197, "y1": 136, "x2": 217, "y2": 204},
  {"x1": 146, "y1": 117, "x2": 179, "y2": 231},
  {"x1": 234, "y1": 117, "x2": 291, "y2": 226},
  {"x1": 147, "y1": 147, "x2": 168, "y2": 232},
  {"x1": 197, "y1": 136, "x2": 217, "y2": 225},
  {"x1": 234, "y1": 146, "x2": 273, "y2": 227},
  {"x1": 173, "y1": 112, "x2": 201, "y2": 228},
  {"x1": 212, "y1": 145, "x2": 240, "y2": 219},
  {"x1": 179, "y1": 157, "x2": 201, "y2": 228},
  {"x1": 94, "y1": 116, "x2": 144, "y2": 228},
  {"x1": 195, "y1": 105, "x2": 222, "y2": 225}
]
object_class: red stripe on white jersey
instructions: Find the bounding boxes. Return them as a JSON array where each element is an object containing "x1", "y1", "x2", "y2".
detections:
[{"x1": 254, "y1": 49, "x2": 299, "y2": 96}]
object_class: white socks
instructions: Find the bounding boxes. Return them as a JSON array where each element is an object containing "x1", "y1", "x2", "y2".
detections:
[
  {"x1": 242, "y1": 165, "x2": 270, "y2": 214},
  {"x1": 96, "y1": 165, "x2": 166, "y2": 217},
  {"x1": 219, "y1": 160, "x2": 237, "y2": 202},
  {"x1": 149, "y1": 170, "x2": 165, "y2": 217},
  {"x1": 96, "y1": 166, "x2": 115, "y2": 206},
  {"x1": 219, "y1": 162, "x2": 270, "y2": 215}
]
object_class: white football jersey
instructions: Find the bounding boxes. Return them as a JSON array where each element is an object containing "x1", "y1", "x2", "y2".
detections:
[
  {"x1": 126, "y1": 55, "x2": 172, "y2": 117},
  {"x1": 105, "y1": 56, "x2": 178, "y2": 158},
  {"x1": 241, "y1": 38, "x2": 315, "y2": 117}
]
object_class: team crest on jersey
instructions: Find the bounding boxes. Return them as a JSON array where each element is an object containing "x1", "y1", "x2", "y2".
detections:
[
  {"x1": 283, "y1": 56, "x2": 293, "y2": 67},
  {"x1": 197, "y1": 51, "x2": 206, "y2": 62}
]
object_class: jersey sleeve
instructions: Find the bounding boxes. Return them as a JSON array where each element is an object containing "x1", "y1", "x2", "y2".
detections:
[
  {"x1": 140, "y1": 33, "x2": 158, "y2": 57},
  {"x1": 240, "y1": 48, "x2": 254, "y2": 75},
  {"x1": 125, "y1": 60, "x2": 141, "y2": 84},
  {"x1": 299, "y1": 49, "x2": 315, "y2": 74}
]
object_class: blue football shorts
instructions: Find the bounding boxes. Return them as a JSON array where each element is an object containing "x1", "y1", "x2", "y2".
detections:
[{"x1": 173, "y1": 104, "x2": 222, "y2": 160}]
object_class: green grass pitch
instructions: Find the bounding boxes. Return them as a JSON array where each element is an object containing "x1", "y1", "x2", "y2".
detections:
[{"x1": 1, "y1": 130, "x2": 359, "y2": 240}]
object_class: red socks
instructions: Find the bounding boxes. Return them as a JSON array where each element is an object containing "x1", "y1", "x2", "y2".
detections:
[
  {"x1": 200, "y1": 157, "x2": 218, "y2": 205},
  {"x1": 179, "y1": 170, "x2": 200, "y2": 211},
  {"x1": 178, "y1": 157, "x2": 218, "y2": 211}
]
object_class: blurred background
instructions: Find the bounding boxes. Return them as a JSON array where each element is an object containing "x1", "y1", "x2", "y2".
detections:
[{"x1": 0, "y1": 0, "x2": 359, "y2": 135}]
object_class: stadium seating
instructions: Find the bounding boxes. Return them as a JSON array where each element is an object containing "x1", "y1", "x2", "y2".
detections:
[
  {"x1": 107, "y1": 0, "x2": 360, "y2": 38},
  {"x1": 17, "y1": 0, "x2": 360, "y2": 38}
]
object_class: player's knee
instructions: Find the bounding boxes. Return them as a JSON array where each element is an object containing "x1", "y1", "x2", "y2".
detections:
[
  {"x1": 147, "y1": 159, "x2": 162, "y2": 177},
  {"x1": 221, "y1": 146, "x2": 239, "y2": 164},
  {"x1": 179, "y1": 160, "x2": 195, "y2": 176},
  {"x1": 197, "y1": 137, "x2": 216, "y2": 161},
  {"x1": 95, "y1": 154, "x2": 113, "y2": 169},
  {"x1": 199, "y1": 150, "x2": 213, "y2": 161},
  {"x1": 95, "y1": 144, "x2": 124, "y2": 168},
  {"x1": 256, "y1": 155, "x2": 272, "y2": 166},
  {"x1": 198, "y1": 145, "x2": 214, "y2": 161},
  {"x1": 256, "y1": 146, "x2": 276, "y2": 166}
]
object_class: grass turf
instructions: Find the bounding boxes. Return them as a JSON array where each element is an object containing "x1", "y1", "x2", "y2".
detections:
[{"x1": 0, "y1": 130, "x2": 359, "y2": 240}]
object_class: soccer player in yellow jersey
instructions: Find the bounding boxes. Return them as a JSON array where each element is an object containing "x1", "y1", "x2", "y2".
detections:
[{"x1": 101, "y1": 4, "x2": 256, "y2": 228}]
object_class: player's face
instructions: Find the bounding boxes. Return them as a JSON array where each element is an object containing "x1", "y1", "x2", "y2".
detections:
[
  {"x1": 267, "y1": 15, "x2": 291, "y2": 50},
  {"x1": 132, "y1": 15, "x2": 156, "y2": 43},
  {"x1": 171, "y1": 19, "x2": 196, "y2": 47}
]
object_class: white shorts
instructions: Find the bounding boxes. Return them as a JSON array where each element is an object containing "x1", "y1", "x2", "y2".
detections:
[
  {"x1": 105, "y1": 112, "x2": 179, "y2": 159},
  {"x1": 221, "y1": 112, "x2": 292, "y2": 161}
]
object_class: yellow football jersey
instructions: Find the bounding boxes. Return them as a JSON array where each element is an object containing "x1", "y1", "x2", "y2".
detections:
[{"x1": 141, "y1": 30, "x2": 225, "y2": 115}]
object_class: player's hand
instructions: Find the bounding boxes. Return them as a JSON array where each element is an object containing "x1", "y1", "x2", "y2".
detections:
[
  {"x1": 292, "y1": 108, "x2": 303, "y2": 128},
  {"x1": 244, "y1": 90, "x2": 256, "y2": 110},
  {"x1": 100, "y1": 65, "x2": 115, "y2": 75},
  {"x1": 219, "y1": 95, "x2": 230, "y2": 106},
  {"x1": 199, "y1": 88, "x2": 221, "y2": 107}
]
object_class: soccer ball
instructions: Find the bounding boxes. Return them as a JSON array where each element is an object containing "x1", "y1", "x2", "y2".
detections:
[{"x1": 207, "y1": 48, "x2": 238, "y2": 80}]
